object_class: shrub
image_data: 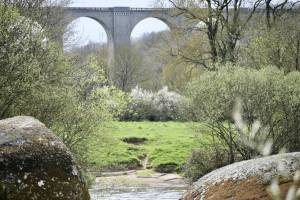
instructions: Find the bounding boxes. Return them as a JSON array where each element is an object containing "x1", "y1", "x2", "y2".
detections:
[
  {"x1": 48, "y1": 57, "x2": 128, "y2": 162},
  {"x1": 123, "y1": 86, "x2": 185, "y2": 121},
  {"x1": 154, "y1": 162, "x2": 178, "y2": 173},
  {"x1": 185, "y1": 65, "x2": 300, "y2": 161},
  {"x1": 185, "y1": 145, "x2": 231, "y2": 182}
]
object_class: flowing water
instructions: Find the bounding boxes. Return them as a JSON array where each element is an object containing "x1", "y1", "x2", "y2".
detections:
[
  {"x1": 89, "y1": 173, "x2": 187, "y2": 200},
  {"x1": 90, "y1": 186, "x2": 186, "y2": 200}
]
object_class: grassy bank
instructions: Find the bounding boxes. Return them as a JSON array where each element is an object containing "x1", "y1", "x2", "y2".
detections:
[{"x1": 86, "y1": 122, "x2": 206, "y2": 173}]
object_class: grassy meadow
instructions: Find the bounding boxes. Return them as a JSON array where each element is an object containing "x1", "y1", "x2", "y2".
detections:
[{"x1": 86, "y1": 122, "x2": 207, "y2": 173}]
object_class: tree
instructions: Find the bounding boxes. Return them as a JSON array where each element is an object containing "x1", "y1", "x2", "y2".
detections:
[
  {"x1": 157, "y1": 0, "x2": 300, "y2": 66},
  {"x1": 132, "y1": 31, "x2": 171, "y2": 90},
  {"x1": 162, "y1": 59, "x2": 202, "y2": 91},
  {"x1": 160, "y1": 0, "x2": 263, "y2": 64},
  {"x1": 0, "y1": 0, "x2": 70, "y2": 41},
  {"x1": 261, "y1": 0, "x2": 300, "y2": 29},
  {"x1": 112, "y1": 46, "x2": 146, "y2": 91},
  {"x1": 0, "y1": 6, "x2": 67, "y2": 119},
  {"x1": 49, "y1": 70, "x2": 127, "y2": 160},
  {"x1": 0, "y1": 5, "x2": 128, "y2": 167},
  {"x1": 239, "y1": 11, "x2": 300, "y2": 72}
]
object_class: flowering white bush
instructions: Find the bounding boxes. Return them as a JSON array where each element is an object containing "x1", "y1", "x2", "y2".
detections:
[{"x1": 125, "y1": 86, "x2": 185, "y2": 121}]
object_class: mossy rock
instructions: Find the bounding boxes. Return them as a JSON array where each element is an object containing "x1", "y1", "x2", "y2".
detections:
[
  {"x1": 0, "y1": 116, "x2": 90, "y2": 200},
  {"x1": 181, "y1": 153, "x2": 300, "y2": 200}
]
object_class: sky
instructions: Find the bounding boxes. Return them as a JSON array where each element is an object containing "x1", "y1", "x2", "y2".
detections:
[
  {"x1": 67, "y1": 0, "x2": 169, "y2": 46},
  {"x1": 70, "y1": 0, "x2": 155, "y2": 7}
]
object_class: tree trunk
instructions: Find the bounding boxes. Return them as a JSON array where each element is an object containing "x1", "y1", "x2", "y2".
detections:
[{"x1": 296, "y1": 38, "x2": 300, "y2": 71}]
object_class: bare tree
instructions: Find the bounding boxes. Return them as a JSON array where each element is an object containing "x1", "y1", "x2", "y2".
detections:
[
  {"x1": 112, "y1": 46, "x2": 147, "y2": 91},
  {"x1": 168, "y1": 0, "x2": 266, "y2": 63},
  {"x1": 262, "y1": 0, "x2": 300, "y2": 29}
]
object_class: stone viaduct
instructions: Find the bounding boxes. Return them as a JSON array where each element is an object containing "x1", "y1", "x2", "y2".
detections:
[{"x1": 64, "y1": 7, "x2": 185, "y2": 66}]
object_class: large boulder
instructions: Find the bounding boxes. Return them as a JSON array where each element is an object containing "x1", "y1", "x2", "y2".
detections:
[
  {"x1": 0, "y1": 116, "x2": 90, "y2": 200},
  {"x1": 181, "y1": 152, "x2": 300, "y2": 200}
]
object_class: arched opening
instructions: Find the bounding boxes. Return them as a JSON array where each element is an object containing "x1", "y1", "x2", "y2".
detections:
[
  {"x1": 63, "y1": 16, "x2": 114, "y2": 77},
  {"x1": 122, "y1": 18, "x2": 171, "y2": 91},
  {"x1": 130, "y1": 17, "x2": 170, "y2": 42},
  {"x1": 63, "y1": 17, "x2": 108, "y2": 51}
]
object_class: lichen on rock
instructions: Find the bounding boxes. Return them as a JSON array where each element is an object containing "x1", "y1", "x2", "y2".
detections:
[
  {"x1": 181, "y1": 152, "x2": 300, "y2": 200},
  {"x1": 0, "y1": 116, "x2": 90, "y2": 200}
]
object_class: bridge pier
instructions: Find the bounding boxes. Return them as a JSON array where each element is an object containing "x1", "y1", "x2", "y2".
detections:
[{"x1": 112, "y1": 7, "x2": 132, "y2": 48}]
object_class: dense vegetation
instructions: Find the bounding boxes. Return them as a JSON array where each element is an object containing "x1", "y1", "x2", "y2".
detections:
[
  {"x1": 1, "y1": 0, "x2": 300, "y2": 192},
  {"x1": 0, "y1": 2, "x2": 127, "y2": 177}
]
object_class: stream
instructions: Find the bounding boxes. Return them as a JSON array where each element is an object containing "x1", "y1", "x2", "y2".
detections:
[
  {"x1": 90, "y1": 186, "x2": 186, "y2": 200},
  {"x1": 89, "y1": 172, "x2": 187, "y2": 200}
]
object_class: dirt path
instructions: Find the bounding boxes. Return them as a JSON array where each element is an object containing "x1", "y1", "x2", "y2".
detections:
[{"x1": 142, "y1": 155, "x2": 149, "y2": 170}]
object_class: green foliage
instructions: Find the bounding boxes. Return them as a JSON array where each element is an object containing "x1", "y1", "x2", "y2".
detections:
[
  {"x1": 241, "y1": 14, "x2": 300, "y2": 72},
  {"x1": 0, "y1": 0, "x2": 68, "y2": 41},
  {"x1": 0, "y1": 6, "x2": 127, "y2": 167},
  {"x1": 48, "y1": 54, "x2": 128, "y2": 161},
  {"x1": 185, "y1": 145, "x2": 230, "y2": 182},
  {"x1": 185, "y1": 65, "x2": 300, "y2": 158},
  {"x1": 0, "y1": 6, "x2": 67, "y2": 119}
]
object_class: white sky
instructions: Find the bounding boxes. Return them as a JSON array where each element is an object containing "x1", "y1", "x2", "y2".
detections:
[
  {"x1": 70, "y1": 0, "x2": 155, "y2": 7},
  {"x1": 67, "y1": 0, "x2": 169, "y2": 46}
]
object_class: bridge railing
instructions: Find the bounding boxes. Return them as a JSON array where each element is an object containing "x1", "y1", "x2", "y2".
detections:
[
  {"x1": 65, "y1": 7, "x2": 171, "y2": 12},
  {"x1": 65, "y1": 7, "x2": 112, "y2": 11},
  {"x1": 130, "y1": 8, "x2": 171, "y2": 11}
]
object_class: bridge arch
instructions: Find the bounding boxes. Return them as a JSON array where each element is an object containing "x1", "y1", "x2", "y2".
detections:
[
  {"x1": 64, "y1": 14, "x2": 115, "y2": 70},
  {"x1": 130, "y1": 17, "x2": 171, "y2": 41},
  {"x1": 64, "y1": 17, "x2": 108, "y2": 45},
  {"x1": 65, "y1": 16, "x2": 114, "y2": 45}
]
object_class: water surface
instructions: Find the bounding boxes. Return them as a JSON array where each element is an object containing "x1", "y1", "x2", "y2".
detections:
[
  {"x1": 90, "y1": 186, "x2": 186, "y2": 200},
  {"x1": 89, "y1": 173, "x2": 187, "y2": 200}
]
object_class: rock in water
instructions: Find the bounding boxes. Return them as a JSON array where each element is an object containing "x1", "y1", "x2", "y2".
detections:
[
  {"x1": 181, "y1": 152, "x2": 300, "y2": 200},
  {"x1": 0, "y1": 116, "x2": 90, "y2": 200}
]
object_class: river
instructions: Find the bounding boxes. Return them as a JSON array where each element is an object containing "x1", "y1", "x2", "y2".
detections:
[{"x1": 89, "y1": 171, "x2": 187, "y2": 200}]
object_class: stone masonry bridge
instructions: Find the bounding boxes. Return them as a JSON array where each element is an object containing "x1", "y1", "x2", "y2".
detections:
[{"x1": 64, "y1": 7, "x2": 185, "y2": 67}]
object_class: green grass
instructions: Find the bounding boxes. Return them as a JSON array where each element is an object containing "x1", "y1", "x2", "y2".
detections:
[
  {"x1": 86, "y1": 121, "x2": 207, "y2": 173},
  {"x1": 136, "y1": 170, "x2": 156, "y2": 177}
]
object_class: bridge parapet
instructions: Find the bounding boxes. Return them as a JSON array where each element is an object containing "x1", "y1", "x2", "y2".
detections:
[
  {"x1": 65, "y1": 7, "x2": 112, "y2": 11},
  {"x1": 65, "y1": 7, "x2": 171, "y2": 13}
]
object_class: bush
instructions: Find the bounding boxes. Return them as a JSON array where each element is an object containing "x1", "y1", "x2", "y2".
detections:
[
  {"x1": 185, "y1": 145, "x2": 231, "y2": 182},
  {"x1": 185, "y1": 65, "x2": 300, "y2": 161},
  {"x1": 48, "y1": 56, "x2": 128, "y2": 162},
  {"x1": 122, "y1": 86, "x2": 185, "y2": 121},
  {"x1": 154, "y1": 162, "x2": 178, "y2": 173}
]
